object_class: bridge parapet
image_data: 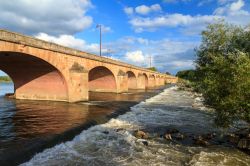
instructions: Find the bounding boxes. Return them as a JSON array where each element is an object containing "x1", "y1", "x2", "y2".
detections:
[{"x1": 0, "y1": 29, "x2": 164, "y2": 76}]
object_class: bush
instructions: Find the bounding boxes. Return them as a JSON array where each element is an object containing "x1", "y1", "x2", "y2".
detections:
[{"x1": 195, "y1": 21, "x2": 250, "y2": 127}]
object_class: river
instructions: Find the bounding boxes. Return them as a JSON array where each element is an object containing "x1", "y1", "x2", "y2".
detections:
[
  {"x1": 1, "y1": 83, "x2": 249, "y2": 166},
  {"x1": 0, "y1": 83, "x2": 165, "y2": 165}
]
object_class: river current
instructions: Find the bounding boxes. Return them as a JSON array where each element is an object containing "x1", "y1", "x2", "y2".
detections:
[
  {"x1": 0, "y1": 83, "x2": 164, "y2": 165},
  {"x1": 18, "y1": 86, "x2": 249, "y2": 166}
]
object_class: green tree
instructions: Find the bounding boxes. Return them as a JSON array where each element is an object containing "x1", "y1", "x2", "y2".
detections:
[
  {"x1": 147, "y1": 67, "x2": 157, "y2": 71},
  {"x1": 195, "y1": 21, "x2": 250, "y2": 127},
  {"x1": 176, "y1": 69, "x2": 196, "y2": 81},
  {"x1": 165, "y1": 71, "x2": 171, "y2": 75}
]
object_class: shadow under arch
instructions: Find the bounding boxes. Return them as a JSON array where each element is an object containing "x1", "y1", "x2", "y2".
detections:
[
  {"x1": 88, "y1": 66, "x2": 117, "y2": 92},
  {"x1": 0, "y1": 51, "x2": 68, "y2": 101},
  {"x1": 143, "y1": 73, "x2": 149, "y2": 88},
  {"x1": 126, "y1": 71, "x2": 137, "y2": 89}
]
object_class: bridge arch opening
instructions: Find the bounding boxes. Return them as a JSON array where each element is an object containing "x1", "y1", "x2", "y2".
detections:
[
  {"x1": 127, "y1": 71, "x2": 137, "y2": 89},
  {"x1": 0, "y1": 52, "x2": 68, "y2": 101},
  {"x1": 88, "y1": 66, "x2": 117, "y2": 92},
  {"x1": 0, "y1": 70, "x2": 14, "y2": 97}
]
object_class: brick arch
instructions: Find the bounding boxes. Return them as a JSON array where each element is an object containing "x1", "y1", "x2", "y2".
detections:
[
  {"x1": 126, "y1": 71, "x2": 137, "y2": 89},
  {"x1": 88, "y1": 66, "x2": 117, "y2": 92},
  {"x1": 0, "y1": 51, "x2": 68, "y2": 101}
]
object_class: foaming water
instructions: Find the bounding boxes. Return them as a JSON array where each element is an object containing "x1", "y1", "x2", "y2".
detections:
[{"x1": 21, "y1": 86, "x2": 250, "y2": 166}]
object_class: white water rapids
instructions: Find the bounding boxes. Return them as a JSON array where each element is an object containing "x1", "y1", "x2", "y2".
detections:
[{"x1": 21, "y1": 86, "x2": 250, "y2": 166}]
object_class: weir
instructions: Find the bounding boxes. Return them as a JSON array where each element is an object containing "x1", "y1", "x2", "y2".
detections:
[{"x1": 0, "y1": 29, "x2": 178, "y2": 102}]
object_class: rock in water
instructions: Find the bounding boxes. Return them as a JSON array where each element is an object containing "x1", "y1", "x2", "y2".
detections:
[
  {"x1": 134, "y1": 130, "x2": 149, "y2": 139},
  {"x1": 164, "y1": 133, "x2": 172, "y2": 140},
  {"x1": 173, "y1": 133, "x2": 185, "y2": 140},
  {"x1": 194, "y1": 136, "x2": 209, "y2": 146},
  {"x1": 238, "y1": 139, "x2": 250, "y2": 150},
  {"x1": 227, "y1": 133, "x2": 240, "y2": 144}
]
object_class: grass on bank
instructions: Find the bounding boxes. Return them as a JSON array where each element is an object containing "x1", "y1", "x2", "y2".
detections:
[{"x1": 0, "y1": 76, "x2": 12, "y2": 82}]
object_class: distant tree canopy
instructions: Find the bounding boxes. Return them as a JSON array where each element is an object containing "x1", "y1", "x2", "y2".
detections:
[
  {"x1": 195, "y1": 21, "x2": 250, "y2": 127},
  {"x1": 176, "y1": 69, "x2": 196, "y2": 81},
  {"x1": 0, "y1": 76, "x2": 12, "y2": 82},
  {"x1": 165, "y1": 71, "x2": 171, "y2": 75},
  {"x1": 147, "y1": 67, "x2": 157, "y2": 71}
]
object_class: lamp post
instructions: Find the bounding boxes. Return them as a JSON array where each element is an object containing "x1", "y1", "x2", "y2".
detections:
[
  {"x1": 96, "y1": 24, "x2": 102, "y2": 56},
  {"x1": 148, "y1": 55, "x2": 152, "y2": 68}
]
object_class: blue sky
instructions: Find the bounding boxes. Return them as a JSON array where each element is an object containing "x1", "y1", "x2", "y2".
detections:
[{"x1": 0, "y1": 0, "x2": 250, "y2": 76}]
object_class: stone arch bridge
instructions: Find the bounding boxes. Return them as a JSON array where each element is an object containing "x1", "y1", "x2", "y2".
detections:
[{"x1": 0, "y1": 30, "x2": 177, "y2": 102}]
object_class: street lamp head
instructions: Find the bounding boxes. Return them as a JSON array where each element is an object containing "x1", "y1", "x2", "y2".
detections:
[{"x1": 96, "y1": 24, "x2": 101, "y2": 28}]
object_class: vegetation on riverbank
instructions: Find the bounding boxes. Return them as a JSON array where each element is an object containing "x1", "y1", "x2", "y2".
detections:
[
  {"x1": 177, "y1": 21, "x2": 250, "y2": 128},
  {"x1": 0, "y1": 76, "x2": 12, "y2": 82}
]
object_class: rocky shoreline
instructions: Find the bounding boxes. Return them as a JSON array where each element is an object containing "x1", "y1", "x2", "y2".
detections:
[{"x1": 131, "y1": 86, "x2": 250, "y2": 155}]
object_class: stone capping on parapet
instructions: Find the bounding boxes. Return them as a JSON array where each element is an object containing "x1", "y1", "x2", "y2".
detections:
[{"x1": 0, "y1": 29, "x2": 169, "y2": 77}]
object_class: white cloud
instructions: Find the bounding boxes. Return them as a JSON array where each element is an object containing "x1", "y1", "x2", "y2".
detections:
[
  {"x1": 135, "y1": 4, "x2": 161, "y2": 15},
  {"x1": 151, "y1": 4, "x2": 162, "y2": 11},
  {"x1": 128, "y1": 0, "x2": 249, "y2": 34},
  {"x1": 35, "y1": 33, "x2": 100, "y2": 54},
  {"x1": 214, "y1": 0, "x2": 246, "y2": 14},
  {"x1": 104, "y1": 36, "x2": 198, "y2": 73},
  {"x1": 130, "y1": 14, "x2": 220, "y2": 33},
  {"x1": 229, "y1": 0, "x2": 244, "y2": 12},
  {"x1": 137, "y1": 38, "x2": 149, "y2": 45},
  {"x1": 125, "y1": 50, "x2": 146, "y2": 63},
  {"x1": 101, "y1": 25, "x2": 113, "y2": 33},
  {"x1": 124, "y1": 4, "x2": 161, "y2": 16},
  {"x1": 212, "y1": 0, "x2": 250, "y2": 26},
  {"x1": 0, "y1": 0, "x2": 93, "y2": 35},
  {"x1": 124, "y1": 7, "x2": 134, "y2": 15}
]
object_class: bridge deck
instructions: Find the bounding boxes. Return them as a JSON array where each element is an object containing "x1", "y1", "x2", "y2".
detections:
[{"x1": 0, "y1": 29, "x2": 167, "y2": 76}]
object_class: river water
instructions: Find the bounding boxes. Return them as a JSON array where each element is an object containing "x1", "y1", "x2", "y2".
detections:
[
  {"x1": 19, "y1": 86, "x2": 249, "y2": 166},
  {"x1": 1, "y1": 83, "x2": 249, "y2": 166},
  {"x1": 0, "y1": 83, "x2": 165, "y2": 165}
]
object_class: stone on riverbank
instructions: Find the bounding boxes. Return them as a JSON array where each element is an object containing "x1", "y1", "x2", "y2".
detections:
[
  {"x1": 164, "y1": 133, "x2": 172, "y2": 140},
  {"x1": 172, "y1": 133, "x2": 185, "y2": 140},
  {"x1": 134, "y1": 130, "x2": 149, "y2": 139},
  {"x1": 238, "y1": 139, "x2": 250, "y2": 150},
  {"x1": 194, "y1": 136, "x2": 209, "y2": 146}
]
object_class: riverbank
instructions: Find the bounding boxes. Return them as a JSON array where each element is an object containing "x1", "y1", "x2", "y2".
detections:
[
  {"x1": 0, "y1": 76, "x2": 12, "y2": 83},
  {"x1": 0, "y1": 83, "x2": 168, "y2": 166},
  {"x1": 21, "y1": 86, "x2": 250, "y2": 166}
]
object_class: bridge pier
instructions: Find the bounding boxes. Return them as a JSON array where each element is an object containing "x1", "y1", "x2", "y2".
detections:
[
  {"x1": 67, "y1": 63, "x2": 89, "y2": 102},
  {"x1": 148, "y1": 75, "x2": 156, "y2": 88},
  {"x1": 116, "y1": 70, "x2": 128, "y2": 93},
  {"x1": 137, "y1": 73, "x2": 148, "y2": 89}
]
